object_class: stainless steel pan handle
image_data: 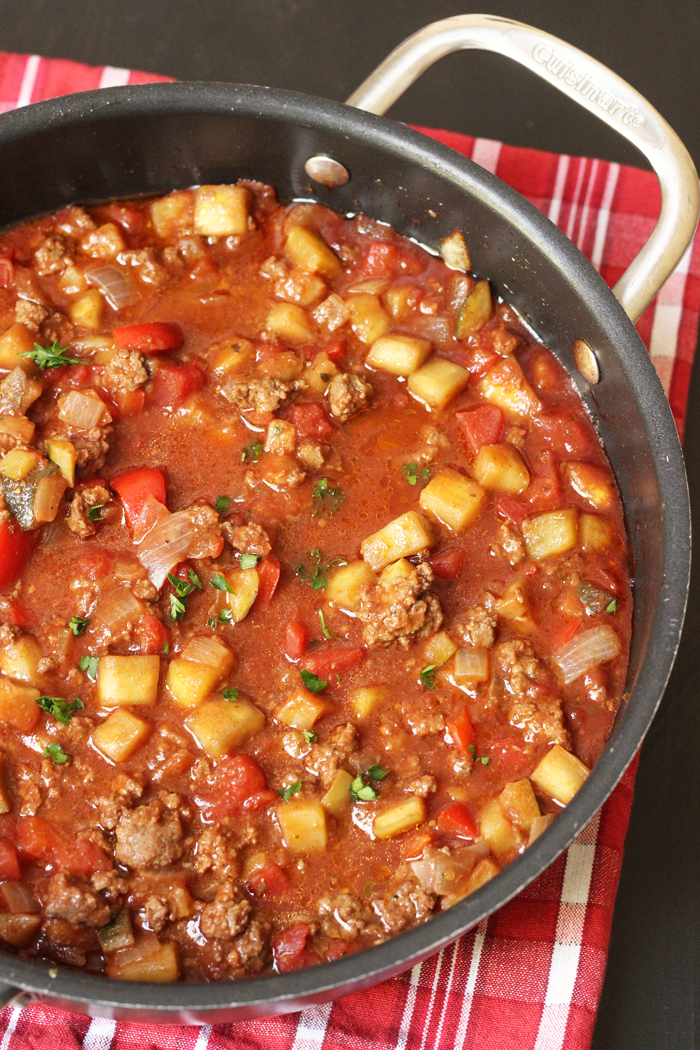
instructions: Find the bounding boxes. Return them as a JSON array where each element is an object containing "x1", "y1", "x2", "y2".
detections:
[{"x1": 347, "y1": 14, "x2": 699, "y2": 325}]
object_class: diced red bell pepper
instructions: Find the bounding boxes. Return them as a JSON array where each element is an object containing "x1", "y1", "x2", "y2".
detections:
[
  {"x1": 286, "y1": 620, "x2": 310, "y2": 659},
  {"x1": 149, "y1": 361, "x2": 205, "y2": 409},
  {"x1": 290, "y1": 402, "x2": 335, "y2": 442},
  {"x1": 322, "y1": 335, "x2": 347, "y2": 364},
  {"x1": 256, "y1": 554, "x2": 281, "y2": 608},
  {"x1": 137, "y1": 614, "x2": 172, "y2": 655},
  {"x1": 527, "y1": 450, "x2": 562, "y2": 509},
  {"x1": 114, "y1": 321, "x2": 183, "y2": 354},
  {"x1": 247, "y1": 860, "x2": 292, "y2": 898},
  {"x1": 536, "y1": 413, "x2": 592, "y2": 457},
  {"x1": 112, "y1": 388, "x2": 145, "y2": 418},
  {"x1": 0, "y1": 523, "x2": 37, "y2": 591},
  {"x1": 272, "y1": 923, "x2": 319, "y2": 973},
  {"x1": 101, "y1": 202, "x2": 146, "y2": 238},
  {"x1": 445, "y1": 706, "x2": 474, "y2": 752},
  {"x1": 303, "y1": 646, "x2": 364, "y2": 677},
  {"x1": 0, "y1": 257, "x2": 15, "y2": 290},
  {"x1": 437, "y1": 803, "x2": 478, "y2": 841},
  {"x1": 430, "y1": 548, "x2": 466, "y2": 580},
  {"x1": 454, "y1": 405, "x2": 504, "y2": 456},
  {"x1": 494, "y1": 495, "x2": 529, "y2": 528},
  {"x1": 0, "y1": 840, "x2": 21, "y2": 881},
  {"x1": 460, "y1": 343, "x2": 501, "y2": 379},
  {"x1": 401, "y1": 829, "x2": 438, "y2": 861},
  {"x1": 110, "y1": 466, "x2": 167, "y2": 541}
]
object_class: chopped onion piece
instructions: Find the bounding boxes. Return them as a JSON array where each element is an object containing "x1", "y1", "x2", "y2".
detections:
[
  {"x1": 346, "y1": 277, "x2": 391, "y2": 296},
  {"x1": 410, "y1": 315, "x2": 455, "y2": 345},
  {"x1": 410, "y1": 843, "x2": 488, "y2": 896},
  {"x1": 137, "y1": 510, "x2": 193, "y2": 589},
  {"x1": 555, "y1": 624, "x2": 621, "y2": 685},
  {"x1": 182, "y1": 634, "x2": 231, "y2": 669},
  {"x1": 85, "y1": 264, "x2": 139, "y2": 309},
  {"x1": 0, "y1": 882, "x2": 40, "y2": 914},
  {"x1": 92, "y1": 586, "x2": 145, "y2": 631},
  {"x1": 454, "y1": 646, "x2": 489, "y2": 683},
  {"x1": 58, "y1": 389, "x2": 112, "y2": 430}
]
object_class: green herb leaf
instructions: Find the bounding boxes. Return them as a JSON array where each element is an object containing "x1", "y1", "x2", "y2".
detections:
[
  {"x1": 207, "y1": 608, "x2": 234, "y2": 629},
  {"x1": 21, "y1": 340, "x2": 88, "y2": 369},
  {"x1": 68, "y1": 616, "x2": 90, "y2": 636},
  {"x1": 300, "y1": 669, "x2": 328, "y2": 694},
  {"x1": 167, "y1": 573, "x2": 196, "y2": 599},
  {"x1": 297, "y1": 550, "x2": 347, "y2": 590},
  {"x1": 467, "y1": 743, "x2": 490, "y2": 766},
  {"x1": 318, "y1": 609, "x2": 335, "y2": 640},
  {"x1": 273, "y1": 425, "x2": 281, "y2": 436},
  {"x1": 303, "y1": 730, "x2": 317, "y2": 744},
  {"x1": 222, "y1": 688, "x2": 239, "y2": 701},
  {"x1": 241, "y1": 441, "x2": 264, "y2": 463},
  {"x1": 419, "y1": 664, "x2": 437, "y2": 689},
  {"x1": 169, "y1": 593, "x2": 187, "y2": 622},
  {"x1": 43, "y1": 742, "x2": 69, "y2": 764},
  {"x1": 188, "y1": 569, "x2": 203, "y2": 590},
  {"x1": 336, "y1": 672, "x2": 342, "y2": 684},
  {"x1": 163, "y1": 642, "x2": 170, "y2": 655},
  {"x1": 87, "y1": 504, "x2": 105, "y2": 522},
  {"x1": 606, "y1": 599, "x2": 618, "y2": 614},
  {"x1": 78, "y1": 655, "x2": 99, "y2": 680},
  {"x1": 401, "y1": 462, "x2": 430, "y2": 487},
  {"x1": 215, "y1": 496, "x2": 231, "y2": 514},
  {"x1": 277, "y1": 780, "x2": 302, "y2": 803},
  {"x1": 312, "y1": 478, "x2": 345, "y2": 516},
  {"x1": 210, "y1": 573, "x2": 235, "y2": 593},
  {"x1": 36, "y1": 695, "x2": 84, "y2": 726},
  {"x1": 365, "y1": 764, "x2": 389, "y2": 781},
  {"x1": 239, "y1": 553, "x2": 262, "y2": 570},
  {"x1": 349, "y1": 765, "x2": 389, "y2": 803}
]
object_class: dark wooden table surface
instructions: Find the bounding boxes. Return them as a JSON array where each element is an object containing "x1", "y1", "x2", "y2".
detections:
[{"x1": 0, "y1": 1, "x2": 697, "y2": 1045}]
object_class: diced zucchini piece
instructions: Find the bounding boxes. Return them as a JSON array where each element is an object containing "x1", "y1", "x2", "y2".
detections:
[
  {"x1": 419, "y1": 468, "x2": 486, "y2": 533},
  {"x1": 522, "y1": 509, "x2": 579, "y2": 561},
  {"x1": 478, "y1": 798, "x2": 523, "y2": 861},
  {"x1": 150, "y1": 191, "x2": 194, "y2": 239},
  {"x1": 0, "y1": 913, "x2": 42, "y2": 947},
  {"x1": 407, "y1": 357, "x2": 470, "y2": 411},
  {"x1": 325, "y1": 560, "x2": 376, "y2": 611},
  {"x1": 274, "y1": 687, "x2": 333, "y2": 730},
  {"x1": 365, "y1": 333, "x2": 430, "y2": 376},
  {"x1": 0, "y1": 322, "x2": 35, "y2": 371},
  {"x1": 424, "y1": 632, "x2": 457, "y2": 667},
  {"x1": 277, "y1": 799, "x2": 328, "y2": 853},
  {"x1": 92, "y1": 708, "x2": 153, "y2": 763},
  {"x1": 303, "y1": 351, "x2": 340, "y2": 394},
  {"x1": 373, "y1": 796, "x2": 426, "y2": 840},
  {"x1": 472, "y1": 443, "x2": 530, "y2": 494},
  {"x1": 321, "y1": 769, "x2": 354, "y2": 817},
  {"x1": 0, "y1": 449, "x2": 41, "y2": 481},
  {"x1": 165, "y1": 658, "x2": 227, "y2": 708},
  {"x1": 186, "y1": 697, "x2": 265, "y2": 759},
  {"x1": 345, "y1": 293, "x2": 392, "y2": 345},
  {"x1": 194, "y1": 184, "x2": 249, "y2": 236},
  {"x1": 497, "y1": 779, "x2": 540, "y2": 833},
  {"x1": 209, "y1": 337, "x2": 256, "y2": 376},
  {"x1": 563, "y1": 462, "x2": 615, "y2": 511},
  {"x1": 98, "y1": 908, "x2": 135, "y2": 953},
  {"x1": 476, "y1": 357, "x2": 542, "y2": 420},
  {"x1": 97, "y1": 655, "x2": 161, "y2": 707},
  {"x1": 106, "y1": 938, "x2": 180, "y2": 982},
  {"x1": 0, "y1": 677, "x2": 41, "y2": 732},
  {"x1": 361, "y1": 510, "x2": 434, "y2": 571},
  {"x1": 456, "y1": 279, "x2": 492, "y2": 338},
  {"x1": 44, "y1": 438, "x2": 77, "y2": 487},
  {"x1": 579, "y1": 513, "x2": 616, "y2": 552},
  {"x1": 531, "y1": 744, "x2": 590, "y2": 805},
  {"x1": 266, "y1": 302, "x2": 313, "y2": 344},
  {"x1": 265, "y1": 419, "x2": 296, "y2": 454},
  {"x1": 68, "y1": 289, "x2": 103, "y2": 330},
  {"x1": 284, "y1": 226, "x2": 341, "y2": 279},
  {"x1": 222, "y1": 567, "x2": 260, "y2": 623},
  {"x1": 440, "y1": 230, "x2": 471, "y2": 273},
  {"x1": 350, "y1": 684, "x2": 388, "y2": 720},
  {"x1": 464, "y1": 857, "x2": 500, "y2": 894},
  {"x1": 0, "y1": 634, "x2": 44, "y2": 687}
]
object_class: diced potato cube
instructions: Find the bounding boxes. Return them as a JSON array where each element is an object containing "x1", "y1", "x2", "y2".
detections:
[
  {"x1": 222, "y1": 568, "x2": 260, "y2": 623},
  {"x1": 58, "y1": 262, "x2": 88, "y2": 297},
  {"x1": 278, "y1": 799, "x2": 328, "y2": 853},
  {"x1": 45, "y1": 437, "x2": 77, "y2": 487},
  {"x1": 0, "y1": 322, "x2": 35, "y2": 371},
  {"x1": 373, "y1": 796, "x2": 426, "y2": 840},
  {"x1": 326, "y1": 560, "x2": 376, "y2": 611},
  {"x1": 97, "y1": 655, "x2": 160, "y2": 707},
  {"x1": 407, "y1": 357, "x2": 470, "y2": 410},
  {"x1": 378, "y1": 558, "x2": 414, "y2": 586},
  {"x1": 440, "y1": 230, "x2": 471, "y2": 273},
  {"x1": 424, "y1": 632, "x2": 457, "y2": 667},
  {"x1": 284, "y1": 225, "x2": 341, "y2": 279},
  {"x1": 303, "y1": 351, "x2": 340, "y2": 394},
  {"x1": 274, "y1": 687, "x2": 333, "y2": 730},
  {"x1": 68, "y1": 289, "x2": 103, "y2": 330},
  {"x1": 382, "y1": 285, "x2": 420, "y2": 321},
  {"x1": 496, "y1": 578, "x2": 536, "y2": 635},
  {"x1": 312, "y1": 292, "x2": 350, "y2": 331},
  {"x1": 0, "y1": 634, "x2": 44, "y2": 687},
  {"x1": 0, "y1": 677, "x2": 40, "y2": 732},
  {"x1": 80, "y1": 223, "x2": 125, "y2": 260},
  {"x1": 186, "y1": 697, "x2": 265, "y2": 759},
  {"x1": 33, "y1": 472, "x2": 68, "y2": 524},
  {"x1": 350, "y1": 684, "x2": 388, "y2": 720},
  {"x1": 0, "y1": 914, "x2": 42, "y2": 948},
  {"x1": 266, "y1": 302, "x2": 313, "y2": 344},
  {"x1": 497, "y1": 779, "x2": 540, "y2": 833},
  {"x1": 478, "y1": 798, "x2": 523, "y2": 861},
  {"x1": 194, "y1": 185, "x2": 249, "y2": 236},
  {"x1": 150, "y1": 191, "x2": 194, "y2": 239},
  {"x1": 209, "y1": 337, "x2": 256, "y2": 376},
  {"x1": 464, "y1": 857, "x2": 500, "y2": 894},
  {"x1": 579, "y1": 513, "x2": 616, "y2": 552},
  {"x1": 476, "y1": 357, "x2": 542, "y2": 420},
  {"x1": 165, "y1": 658, "x2": 226, "y2": 708},
  {"x1": 456, "y1": 278, "x2": 492, "y2": 337},
  {"x1": 522, "y1": 509, "x2": 579, "y2": 561},
  {"x1": 345, "y1": 294, "x2": 392, "y2": 345},
  {"x1": 92, "y1": 708, "x2": 153, "y2": 763},
  {"x1": 531, "y1": 744, "x2": 590, "y2": 805},
  {"x1": 274, "y1": 266, "x2": 327, "y2": 308},
  {"x1": 361, "y1": 511, "x2": 434, "y2": 571},
  {"x1": 563, "y1": 462, "x2": 616, "y2": 511},
  {"x1": 106, "y1": 939, "x2": 180, "y2": 982},
  {"x1": 0, "y1": 448, "x2": 41, "y2": 481},
  {"x1": 419, "y1": 468, "x2": 486, "y2": 532},
  {"x1": 472, "y1": 443, "x2": 530, "y2": 494},
  {"x1": 0, "y1": 415, "x2": 35, "y2": 444},
  {"x1": 365, "y1": 333, "x2": 430, "y2": 376},
  {"x1": 265, "y1": 419, "x2": 296, "y2": 454},
  {"x1": 258, "y1": 350, "x2": 304, "y2": 381},
  {"x1": 321, "y1": 769, "x2": 354, "y2": 817},
  {"x1": 528, "y1": 813, "x2": 555, "y2": 845}
]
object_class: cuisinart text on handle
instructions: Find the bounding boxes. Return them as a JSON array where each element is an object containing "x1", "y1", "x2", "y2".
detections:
[{"x1": 532, "y1": 43, "x2": 644, "y2": 128}]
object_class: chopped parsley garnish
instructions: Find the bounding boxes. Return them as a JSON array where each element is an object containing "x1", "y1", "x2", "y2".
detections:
[
  {"x1": 303, "y1": 730, "x2": 317, "y2": 744},
  {"x1": 21, "y1": 340, "x2": 88, "y2": 369},
  {"x1": 606, "y1": 599, "x2": 618, "y2": 614},
  {"x1": 273, "y1": 425, "x2": 281, "y2": 436},
  {"x1": 239, "y1": 553, "x2": 262, "y2": 570},
  {"x1": 241, "y1": 441, "x2": 264, "y2": 463},
  {"x1": 163, "y1": 642, "x2": 170, "y2": 655},
  {"x1": 318, "y1": 609, "x2": 335, "y2": 640},
  {"x1": 36, "y1": 695, "x2": 84, "y2": 726},
  {"x1": 300, "y1": 669, "x2": 328, "y2": 694},
  {"x1": 312, "y1": 478, "x2": 345, "y2": 516},
  {"x1": 215, "y1": 495, "x2": 231, "y2": 514},
  {"x1": 87, "y1": 504, "x2": 105, "y2": 522},
  {"x1": 43, "y1": 742, "x2": 69, "y2": 765},
  {"x1": 467, "y1": 744, "x2": 490, "y2": 766},
  {"x1": 350, "y1": 766, "x2": 389, "y2": 803},
  {"x1": 402, "y1": 462, "x2": 430, "y2": 487},
  {"x1": 296, "y1": 549, "x2": 347, "y2": 590},
  {"x1": 336, "y1": 672, "x2": 342, "y2": 684},
  {"x1": 167, "y1": 572, "x2": 200, "y2": 621},
  {"x1": 222, "y1": 688, "x2": 239, "y2": 701},
  {"x1": 68, "y1": 616, "x2": 90, "y2": 636},
  {"x1": 277, "y1": 780, "x2": 302, "y2": 803},
  {"x1": 169, "y1": 594, "x2": 187, "y2": 621},
  {"x1": 210, "y1": 573, "x2": 235, "y2": 593},
  {"x1": 78, "y1": 655, "x2": 100, "y2": 680},
  {"x1": 207, "y1": 609, "x2": 234, "y2": 629},
  {"x1": 188, "y1": 569, "x2": 203, "y2": 590},
  {"x1": 419, "y1": 664, "x2": 437, "y2": 689}
]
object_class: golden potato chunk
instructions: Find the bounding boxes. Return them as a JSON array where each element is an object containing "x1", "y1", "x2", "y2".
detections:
[
  {"x1": 472, "y1": 443, "x2": 530, "y2": 494},
  {"x1": 579, "y1": 513, "x2": 616, "y2": 552},
  {"x1": 407, "y1": 357, "x2": 470, "y2": 410},
  {"x1": 209, "y1": 337, "x2": 256, "y2": 376},
  {"x1": 92, "y1": 708, "x2": 153, "y2": 763},
  {"x1": 419, "y1": 468, "x2": 486, "y2": 532},
  {"x1": 278, "y1": 800, "x2": 328, "y2": 853},
  {"x1": 0, "y1": 634, "x2": 44, "y2": 687},
  {"x1": 478, "y1": 798, "x2": 523, "y2": 861},
  {"x1": 325, "y1": 560, "x2": 376, "y2": 611},
  {"x1": 97, "y1": 655, "x2": 161, "y2": 707},
  {"x1": 186, "y1": 697, "x2": 265, "y2": 759},
  {"x1": 321, "y1": 769, "x2": 354, "y2": 817},
  {"x1": 265, "y1": 302, "x2": 313, "y2": 344},
  {"x1": 531, "y1": 744, "x2": 590, "y2": 805},
  {"x1": 366, "y1": 333, "x2": 431, "y2": 376},
  {"x1": 285, "y1": 225, "x2": 341, "y2": 278},
  {"x1": 360, "y1": 510, "x2": 434, "y2": 571},
  {"x1": 0, "y1": 449, "x2": 41, "y2": 481},
  {"x1": 563, "y1": 462, "x2": 616, "y2": 511},
  {"x1": 194, "y1": 184, "x2": 249, "y2": 236},
  {"x1": 0, "y1": 677, "x2": 41, "y2": 732},
  {"x1": 274, "y1": 687, "x2": 333, "y2": 730},
  {"x1": 373, "y1": 796, "x2": 426, "y2": 840},
  {"x1": 68, "y1": 289, "x2": 103, "y2": 330},
  {"x1": 476, "y1": 357, "x2": 542, "y2": 420},
  {"x1": 345, "y1": 294, "x2": 392, "y2": 345},
  {"x1": 522, "y1": 509, "x2": 579, "y2": 560},
  {"x1": 350, "y1": 684, "x2": 388, "y2": 720},
  {"x1": 165, "y1": 658, "x2": 229, "y2": 708},
  {"x1": 497, "y1": 779, "x2": 541, "y2": 833},
  {"x1": 45, "y1": 437, "x2": 77, "y2": 487},
  {"x1": 423, "y1": 632, "x2": 458, "y2": 667},
  {"x1": 150, "y1": 191, "x2": 193, "y2": 239},
  {"x1": 0, "y1": 322, "x2": 35, "y2": 371}
]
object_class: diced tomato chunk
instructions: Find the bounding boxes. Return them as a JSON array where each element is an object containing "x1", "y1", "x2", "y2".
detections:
[
  {"x1": 0, "y1": 840, "x2": 21, "y2": 881},
  {"x1": 112, "y1": 388, "x2": 145, "y2": 418},
  {"x1": 445, "y1": 706, "x2": 474, "y2": 752},
  {"x1": 494, "y1": 495, "x2": 529, "y2": 527},
  {"x1": 137, "y1": 614, "x2": 172, "y2": 655},
  {"x1": 44, "y1": 363, "x2": 93, "y2": 390},
  {"x1": 101, "y1": 203, "x2": 145, "y2": 238},
  {"x1": 149, "y1": 361, "x2": 205, "y2": 408},
  {"x1": 536, "y1": 413, "x2": 592, "y2": 457},
  {"x1": 303, "y1": 647, "x2": 364, "y2": 677},
  {"x1": 401, "y1": 829, "x2": 438, "y2": 861},
  {"x1": 16, "y1": 817, "x2": 54, "y2": 859},
  {"x1": 324, "y1": 940, "x2": 353, "y2": 962},
  {"x1": 247, "y1": 861, "x2": 292, "y2": 898},
  {"x1": 552, "y1": 618, "x2": 581, "y2": 650},
  {"x1": 454, "y1": 405, "x2": 504, "y2": 455},
  {"x1": 364, "y1": 241, "x2": 403, "y2": 276},
  {"x1": 0, "y1": 523, "x2": 37, "y2": 591},
  {"x1": 437, "y1": 803, "x2": 478, "y2": 841},
  {"x1": 17, "y1": 818, "x2": 110, "y2": 876},
  {"x1": 0, "y1": 257, "x2": 14, "y2": 290},
  {"x1": 460, "y1": 343, "x2": 501, "y2": 379},
  {"x1": 527, "y1": 451, "x2": 562, "y2": 509},
  {"x1": 256, "y1": 554, "x2": 281, "y2": 609},
  {"x1": 216, "y1": 755, "x2": 268, "y2": 813},
  {"x1": 286, "y1": 620, "x2": 310, "y2": 659},
  {"x1": 430, "y1": 548, "x2": 466, "y2": 580},
  {"x1": 290, "y1": 402, "x2": 335, "y2": 442},
  {"x1": 272, "y1": 923, "x2": 319, "y2": 973},
  {"x1": 322, "y1": 335, "x2": 347, "y2": 364},
  {"x1": 114, "y1": 322, "x2": 183, "y2": 354},
  {"x1": 110, "y1": 467, "x2": 167, "y2": 540},
  {"x1": 74, "y1": 548, "x2": 112, "y2": 580}
]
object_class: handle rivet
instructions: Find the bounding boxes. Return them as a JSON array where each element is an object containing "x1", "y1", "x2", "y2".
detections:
[
  {"x1": 304, "y1": 156, "x2": 350, "y2": 187},
  {"x1": 574, "y1": 339, "x2": 600, "y2": 384}
]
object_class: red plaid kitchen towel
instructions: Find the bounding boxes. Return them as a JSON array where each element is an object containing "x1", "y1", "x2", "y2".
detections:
[{"x1": 0, "y1": 51, "x2": 698, "y2": 1050}]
